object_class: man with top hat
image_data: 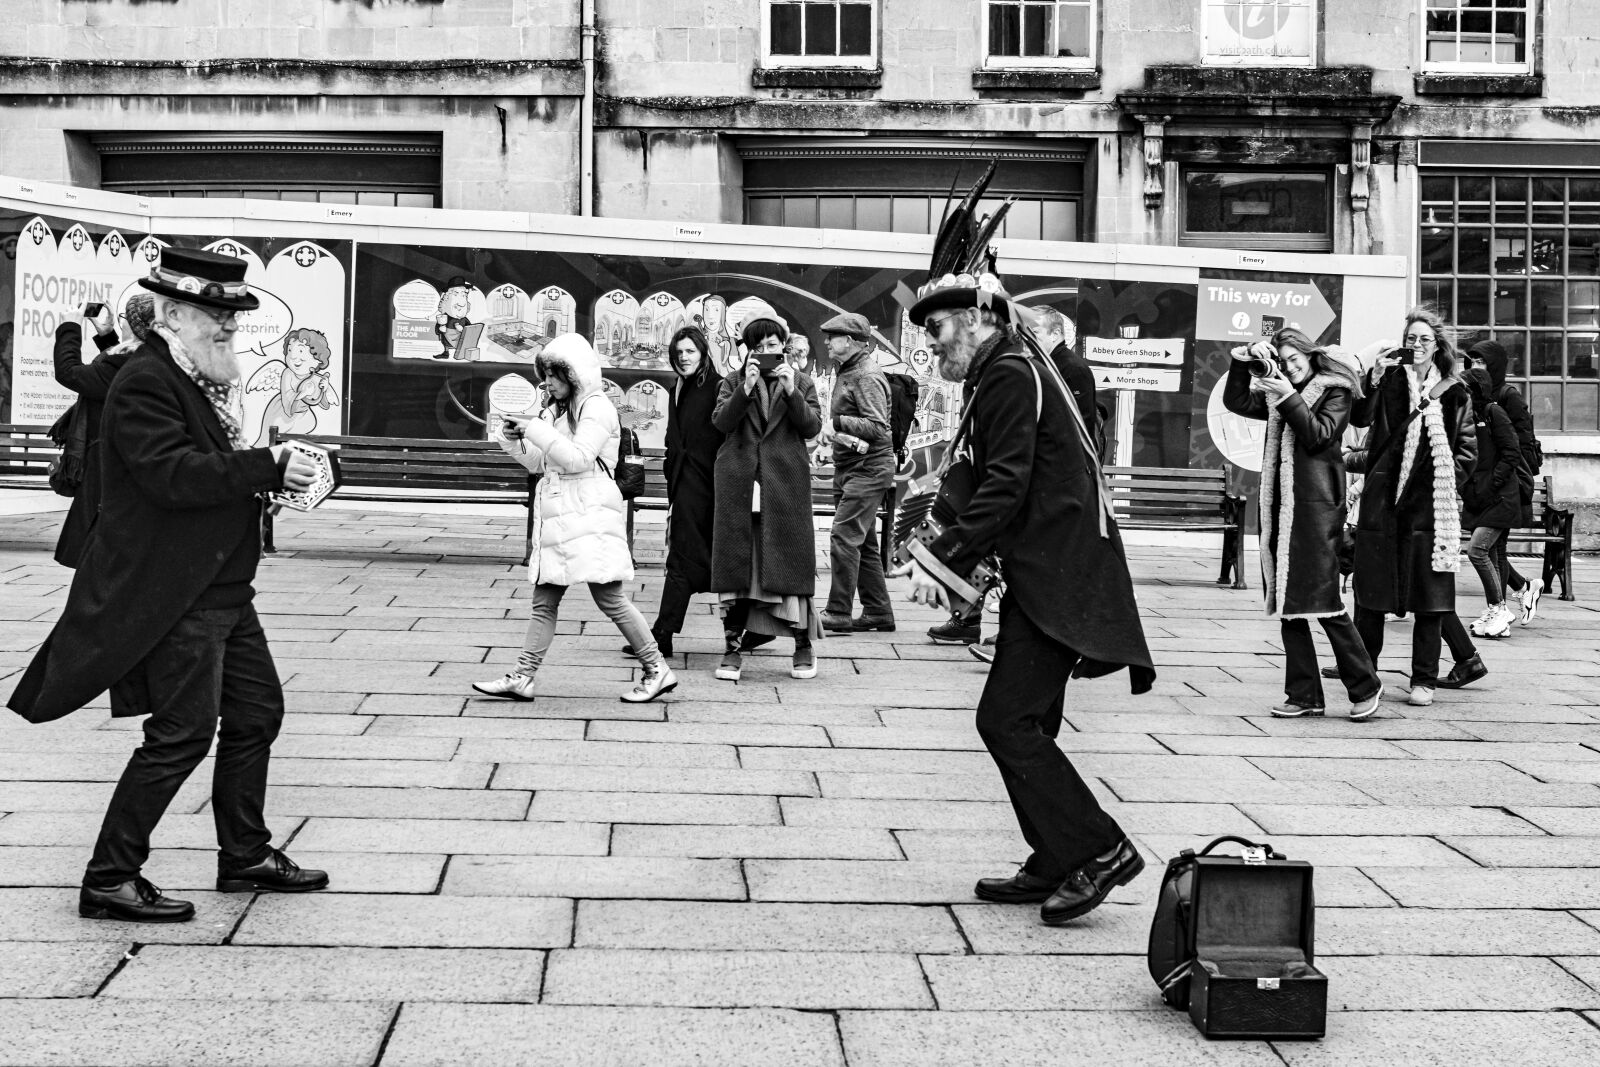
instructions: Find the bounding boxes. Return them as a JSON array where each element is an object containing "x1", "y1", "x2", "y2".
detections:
[
  {"x1": 899, "y1": 269, "x2": 1156, "y2": 926},
  {"x1": 435, "y1": 276, "x2": 473, "y2": 360},
  {"x1": 8, "y1": 247, "x2": 329, "y2": 923},
  {"x1": 817, "y1": 311, "x2": 897, "y2": 634}
]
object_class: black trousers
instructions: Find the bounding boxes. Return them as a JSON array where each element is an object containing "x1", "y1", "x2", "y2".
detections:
[
  {"x1": 1439, "y1": 611, "x2": 1481, "y2": 666},
  {"x1": 85, "y1": 603, "x2": 284, "y2": 887},
  {"x1": 977, "y1": 594, "x2": 1123, "y2": 880},
  {"x1": 1354, "y1": 606, "x2": 1443, "y2": 690},
  {"x1": 653, "y1": 561, "x2": 695, "y2": 638},
  {"x1": 1282, "y1": 614, "x2": 1380, "y2": 707}
]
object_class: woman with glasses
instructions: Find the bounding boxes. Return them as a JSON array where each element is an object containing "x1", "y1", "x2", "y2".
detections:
[
  {"x1": 709, "y1": 314, "x2": 825, "y2": 681},
  {"x1": 1348, "y1": 308, "x2": 1476, "y2": 707}
]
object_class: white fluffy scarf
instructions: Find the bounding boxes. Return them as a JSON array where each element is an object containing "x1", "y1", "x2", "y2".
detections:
[
  {"x1": 1258, "y1": 373, "x2": 1345, "y2": 620},
  {"x1": 1392, "y1": 365, "x2": 1461, "y2": 574}
]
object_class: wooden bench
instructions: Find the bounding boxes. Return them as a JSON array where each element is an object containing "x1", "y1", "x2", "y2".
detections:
[
  {"x1": 1105, "y1": 464, "x2": 1249, "y2": 589},
  {"x1": 0, "y1": 423, "x2": 57, "y2": 488},
  {"x1": 265, "y1": 430, "x2": 533, "y2": 556},
  {"x1": 1469, "y1": 474, "x2": 1576, "y2": 601}
]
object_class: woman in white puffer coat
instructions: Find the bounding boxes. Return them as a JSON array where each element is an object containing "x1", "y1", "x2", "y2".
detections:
[{"x1": 474, "y1": 333, "x2": 676, "y2": 704}]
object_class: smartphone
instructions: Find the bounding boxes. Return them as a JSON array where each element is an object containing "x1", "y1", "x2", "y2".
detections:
[
  {"x1": 751, "y1": 348, "x2": 783, "y2": 376},
  {"x1": 1388, "y1": 346, "x2": 1418, "y2": 366},
  {"x1": 82, "y1": 302, "x2": 106, "y2": 319}
]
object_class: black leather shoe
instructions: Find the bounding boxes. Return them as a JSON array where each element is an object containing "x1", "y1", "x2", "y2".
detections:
[
  {"x1": 218, "y1": 849, "x2": 329, "y2": 893},
  {"x1": 1040, "y1": 837, "x2": 1145, "y2": 925},
  {"x1": 975, "y1": 868, "x2": 1061, "y2": 904},
  {"x1": 820, "y1": 612, "x2": 857, "y2": 633},
  {"x1": 79, "y1": 877, "x2": 195, "y2": 923},
  {"x1": 853, "y1": 615, "x2": 896, "y2": 632},
  {"x1": 1320, "y1": 666, "x2": 1340, "y2": 680},
  {"x1": 1436, "y1": 653, "x2": 1488, "y2": 690}
]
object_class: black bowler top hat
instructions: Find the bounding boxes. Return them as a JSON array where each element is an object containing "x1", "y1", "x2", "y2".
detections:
[
  {"x1": 138, "y1": 247, "x2": 260, "y2": 312},
  {"x1": 443, "y1": 276, "x2": 470, "y2": 291}
]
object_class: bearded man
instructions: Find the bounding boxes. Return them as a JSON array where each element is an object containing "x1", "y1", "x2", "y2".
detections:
[
  {"x1": 901, "y1": 276, "x2": 1156, "y2": 926},
  {"x1": 9, "y1": 247, "x2": 328, "y2": 923}
]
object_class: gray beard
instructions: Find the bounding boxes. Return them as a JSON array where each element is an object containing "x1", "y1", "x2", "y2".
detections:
[
  {"x1": 188, "y1": 340, "x2": 241, "y2": 385},
  {"x1": 934, "y1": 323, "x2": 982, "y2": 382}
]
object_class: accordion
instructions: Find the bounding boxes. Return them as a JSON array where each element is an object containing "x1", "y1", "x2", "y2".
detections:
[
  {"x1": 268, "y1": 440, "x2": 342, "y2": 513},
  {"x1": 891, "y1": 457, "x2": 1000, "y2": 616}
]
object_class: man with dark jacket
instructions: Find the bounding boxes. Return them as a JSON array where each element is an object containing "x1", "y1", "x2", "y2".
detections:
[
  {"x1": 9, "y1": 248, "x2": 328, "y2": 923},
  {"x1": 900, "y1": 276, "x2": 1155, "y2": 927},
  {"x1": 1466, "y1": 339, "x2": 1541, "y2": 623},
  {"x1": 818, "y1": 312, "x2": 896, "y2": 633},
  {"x1": 1029, "y1": 305, "x2": 1098, "y2": 434}
]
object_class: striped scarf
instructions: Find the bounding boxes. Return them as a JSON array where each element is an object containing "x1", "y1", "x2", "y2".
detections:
[
  {"x1": 153, "y1": 322, "x2": 247, "y2": 450},
  {"x1": 1392, "y1": 365, "x2": 1461, "y2": 574}
]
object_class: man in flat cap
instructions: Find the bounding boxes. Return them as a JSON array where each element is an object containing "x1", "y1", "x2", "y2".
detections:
[
  {"x1": 817, "y1": 312, "x2": 896, "y2": 634},
  {"x1": 9, "y1": 247, "x2": 329, "y2": 923}
]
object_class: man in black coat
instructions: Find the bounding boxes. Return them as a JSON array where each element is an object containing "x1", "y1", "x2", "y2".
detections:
[
  {"x1": 901, "y1": 279, "x2": 1156, "y2": 927},
  {"x1": 9, "y1": 248, "x2": 329, "y2": 923},
  {"x1": 1028, "y1": 305, "x2": 1098, "y2": 435}
]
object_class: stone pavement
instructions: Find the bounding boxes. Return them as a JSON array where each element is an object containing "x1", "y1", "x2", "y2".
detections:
[{"x1": 1, "y1": 503, "x2": 1599, "y2": 1066}]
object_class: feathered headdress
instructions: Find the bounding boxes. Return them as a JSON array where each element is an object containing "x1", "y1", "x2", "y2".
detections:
[{"x1": 902, "y1": 162, "x2": 1021, "y2": 328}]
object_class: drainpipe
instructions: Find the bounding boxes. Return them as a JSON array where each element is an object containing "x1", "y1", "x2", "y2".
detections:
[{"x1": 580, "y1": 0, "x2": 597, "y2": 216}]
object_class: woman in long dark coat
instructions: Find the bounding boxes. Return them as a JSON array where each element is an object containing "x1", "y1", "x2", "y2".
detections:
[
  {"x1": 1225, "y1": 328, "x2": 1381, "y2": 719},
  {"x1": 646, "y1": 326, "x2": 725, "y2": 658},
  {"x1": 710, "y1": 315, "x2": 823, "y2": 682},
  {"x1": 1458, "y1": 366, "x2": 1522, "y2": 639},
  {"x1": 1349, "y1": 308, "x2": 1476, "y2": 707}
]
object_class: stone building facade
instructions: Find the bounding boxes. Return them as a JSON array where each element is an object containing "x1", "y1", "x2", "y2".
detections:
[{"x1": 4, "y1": 0, "x2": 1599, "y2": 490}]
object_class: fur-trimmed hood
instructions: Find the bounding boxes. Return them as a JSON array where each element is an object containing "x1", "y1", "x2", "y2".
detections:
[{"x1": 539, "y1": 333, "x2": 606, "y2": 401}]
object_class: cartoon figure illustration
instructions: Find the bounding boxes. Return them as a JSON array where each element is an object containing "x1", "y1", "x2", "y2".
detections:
[
  {"x1": 434, "y1": 276, "x2": 474, "y2": 360},
  {"x1": 696, "y1": 295, "x2": 734, "y2": 375},
  {"x1": 248, "y1": 328, "x2": 339, "y2": 445}
]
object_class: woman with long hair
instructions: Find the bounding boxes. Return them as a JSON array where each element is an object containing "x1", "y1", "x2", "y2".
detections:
[
  {"x1": 1458, "y1": 366, "x2": 1523, "y2": 638},
  {"x1": 476, "y1": 333, "x2": 676, "y2": 704},
  {"x1": 1349, "y1": 307, "x2": 1477, "y2": 707},
  {"x1": 641, "y1": 326, "x2": 727, "y2": 657},
  {"x1": 710, "y1": 315, "x2": 825, "y2": 681},
  {"x1": 1225, "y1": 328, "x2": 1381, "y2": 719}
]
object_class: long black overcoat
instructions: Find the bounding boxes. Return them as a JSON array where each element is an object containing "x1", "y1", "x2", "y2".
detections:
[
  {"x1": 927, "y1": 333, "x2": 1154, "y2": 692},
  {"x1": 710, "y1": 369, "x2": 823, "y2": 597},
  {"x1": 1223, "y1": 362, "x2": 1353, "y2": 618},
  {"x1": 8, "y1": 335, "x2": 281, "y2": 724},
  {"x1": 1461, "y1": 401, "x2": 1521, "y2": 531},
  {"x1": 51, "y1": 322, "x2": 130, "y2": 568},
  {"x1": 1349, "y1": 366, "x2": 1475, "y2": 615},
  {"x1": 662, "y1": 370, "x2": 726, "y2": 592}
]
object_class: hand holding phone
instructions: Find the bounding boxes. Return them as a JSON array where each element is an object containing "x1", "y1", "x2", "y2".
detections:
[
  {"x1": 82, "y1": 303, "x2": 114, "y2": 336},
  {"x1": 500, "y1": 414, "x2": 528, "y2": 441}
]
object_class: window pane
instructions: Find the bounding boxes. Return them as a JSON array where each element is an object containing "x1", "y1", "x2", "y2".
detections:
[
  {"x1": 1569, "y1": 281, "x2": 1600, "y2": 329},
  {"x1": 1530, "y1": 281, "x2": 1565, "y2": 327},
  {"x1": 1529, "y1": 384, "x2": 1561, "y2": 429},
  {"x1": 1570, "y1": 337, "x2": 1600, "y2": 382},
  {"x1": 1530, "y1": 229, "x2": 1565, "y2": 274},
  {"x1": 855, "y1": 196, "x2": 891, "y2": 231},
  {"x1": 1058, "y1": 3, "x2": 1092, "y2": 57},
  {"x1": 1457, "y1": 278, "x2": 1491, "y2": 326},
  {"x1": 1421, "y1": 278, "x2": 1455, "y2": 319},
  {"x1": 357, "y1": 191, "x2": 395, "y2": 207},
  {"x1": 803, "y1": 3, "x2": 837, "y2": 56},
  {"x1": 1493, "y1": 281, "x2": 1526, "y2": 326},
  {"x1": 1494, "y1": 176, "x2": 1526, "y2": 222},
  {"x1": 840, "y1": 3, "x2": 871, "y2": 55},
  {"x1": 280, "y1": 190, "x2": 318, "y2": 203},
  {"x1": 1420, "y1": 229, "x2": 1453, "y2": 274},
  {"x1": 1021, "y1": 3, "x2": 1052, "y2": 57},
  {"x1": 748, "y1": 197, "x2": 782, "y2": 226},
  {"x1": 318, "y1": 191, "x2": 357, "y2": 204},
  {"x1": 891, "y1": 197, "x2": 929, "y2": 234},
  {"x1": 396, "y1": 193, "x2": 436, "y2": 208},
  {"x1": 1457, "y1": 229, "x2": 1491, "y2": 274},
  {"x1": 1492, "y1": 329, "x2": 1527, "y2": 377},
  {"x1": 771, "y1": 4, "x2": 801, "y2": 54},
  {"x1": 1571, "y1": 230, "x2": 1600, "y2": 275},
  {"x1": 1532, "y1": 177, "x2": 1565, "y2": 224},
  {"x1": 1041, "y1": 200, "x2": 1075, "y2": 241},
  {"x1": 1421, "y1": 175, "x2": 1454, "y2": 203},
  {"x1": 1571, "y1": 179, "x2": 1600, "y2": 225},
  {"x1": 1564, "y1": 382, "x2": 1598, "y2": 430},
  {"x1": 1005, "y1": 199, "x2": 1042, "y2": 241},
  {"x1": 989, "y1": 4, "x2": 1020, "y2": 56},
  {"x1": 1493, "y1": 229, "x2": 1528, "y2": 273},
  {"x1": 782, "y1": 196, "x2": 818, "y2": 228},
  {"x1": 1529, "y1": 333, "x2": 1564, "y2": 376},
  {"x1": 1184, "y1": 171, "x2": 1329, "y2": 235},
  {"x1": 818, "y1": 197, "x2": 854, "y2": 229}
]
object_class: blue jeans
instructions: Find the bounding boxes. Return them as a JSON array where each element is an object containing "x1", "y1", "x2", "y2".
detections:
[
  {"x1": 1466, "y1": 525, "x2": 1506, "y2": 604},
  {"x1": 521, "y1": 582, "x2": 658, "y2": 671}
]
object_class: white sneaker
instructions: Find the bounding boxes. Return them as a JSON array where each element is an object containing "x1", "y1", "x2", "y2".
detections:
[
  {"x1": 621, "y1": 666, "x2": 678, "y2": 704},
  {"x1": 473, "y1": 672, "x2": 536, "y2": 701},
  {"x1": 1407, "y1": 686, "x2": 1435, "y2": 707},
  {"x1": 1467, "y1": 605, "x2": 1497, "y2": 637},
  {"x1": 1350, "y1": 691, "x2": 1382, "y2": 721},
  {"x1": 1520, "y1": 583, "x2": 1541, "y2": 624},
  {"x1": 1478, "y1": 603, "x2": 1513, "y2": 639}
]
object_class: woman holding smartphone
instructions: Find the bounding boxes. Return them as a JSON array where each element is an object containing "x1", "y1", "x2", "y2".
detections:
[
  {"x1": 1348, "y1": 308, "x2": 1476, "y2": 707},
  {"x1": 710, "y1": 315, "x2": 825, "y2": 681},
  {"x1": 476, "y1": 333, "x2": 676, "y2": 704}
]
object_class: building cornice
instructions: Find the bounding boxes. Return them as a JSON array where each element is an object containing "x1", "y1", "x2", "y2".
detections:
[{"x1": 0, "y1": 57, "x2": 583, "y2": 97}]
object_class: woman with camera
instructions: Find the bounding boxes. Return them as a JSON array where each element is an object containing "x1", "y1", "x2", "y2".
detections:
[
  {"x1": 1225, "y1": 328, "x2": 1381, "y2": 719},
  {"x1": 710, "y1": 314, "x2": 825, "y2": 681},
  {"x1": 1348, "y1": 308, "x2": 1476, "y2": 708},
  {"x1": 476, "y1": 333, "x2": 677, "y2": 705}
]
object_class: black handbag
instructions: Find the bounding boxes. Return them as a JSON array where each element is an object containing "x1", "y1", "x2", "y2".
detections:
[
  {"x1": 46, "y1": 402, "x2": 89, "y2": 498},
  {"x1": 611, "y1": 426, "x2": 646, "y2": 500}
]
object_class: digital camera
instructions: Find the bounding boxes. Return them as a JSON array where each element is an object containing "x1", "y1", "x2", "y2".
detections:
[{"x1": 1246, "y1": 354, "x2": 1282, "y2": 379}]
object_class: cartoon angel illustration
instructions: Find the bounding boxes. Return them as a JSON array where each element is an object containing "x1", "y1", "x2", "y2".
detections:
[{"x1": 248, "y1": 328, "x2": 339, "y2": 445}]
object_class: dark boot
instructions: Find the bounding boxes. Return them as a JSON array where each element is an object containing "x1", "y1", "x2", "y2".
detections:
[{"x1": 715, "y1": 630, "x2": 743, "y2": 681}]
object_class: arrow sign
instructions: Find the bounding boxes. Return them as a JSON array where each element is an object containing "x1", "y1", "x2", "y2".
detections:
[
  {"x1": 1085, "y1": 337, "x2": 1185, "y2": 366},
  {"x1": 1094, "y1": 367, "x2": 1182, "y2": 393},
  {"x1": 1195, "y1": 277, "x2": 1336, "y2": 343}
]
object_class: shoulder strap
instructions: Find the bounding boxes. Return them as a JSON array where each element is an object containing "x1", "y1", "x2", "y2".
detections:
[{"x1": 1364, "y1": 376, "x2": 1454, "y2": 472}]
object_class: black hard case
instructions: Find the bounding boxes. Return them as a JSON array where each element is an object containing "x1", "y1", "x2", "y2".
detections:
[{"x1": 1186, "y1": 855, "x2": 1327, "y2": 1040}]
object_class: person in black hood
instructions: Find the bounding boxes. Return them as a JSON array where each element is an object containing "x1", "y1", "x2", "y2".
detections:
[{"x1": 1463, "y1": 339, "x2": 1541, "y2": 623}]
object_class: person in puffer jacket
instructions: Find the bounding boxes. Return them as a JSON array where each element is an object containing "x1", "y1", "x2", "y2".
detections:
[{"x1": 474, "y1": 333, "x2": 677, "y2": 704}]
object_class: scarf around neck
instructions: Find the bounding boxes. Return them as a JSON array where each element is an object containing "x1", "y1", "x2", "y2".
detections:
[
  {"x1": 1257, "y1": 373, "x2": 1346, "y2": 619},
  {"x1": 1392, "y1": 365, "x2": 1461, "y2": 574},
  {"x1": 153, "y1": 322, "x2": 248, "y2": 450}
]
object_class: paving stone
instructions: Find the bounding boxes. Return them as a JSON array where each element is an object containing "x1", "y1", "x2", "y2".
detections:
[
  {"x1": 670, "y1": 703, "x2": 883, "y2": 726},
  {"x1": 0, "y1": 846, "x2": 442, "y2": 894},
  {"x1": 1273, "y1": 1011, "x2": 1600, "y2": 1066},
  {"x1": 1319, "y1": 956, "x2": 1600, "y2": 1011},
  {"x1": 263, "y1": 785, "x2": 530, "y2": 820},
  {"x1": 747, "y1": 859, "x2": 1007, "y2": 904},
  {"x1": 1457, "y1": 721, "x2": 1600, "y2": 743},
  {"x1": 290, "y1": 817, "x2": 609, "y2": 856},
  {"x1": 1318, "y1": 907, "x2": 1600, "y2": 955},
  {"x1": 0, "y1": 781, "x2": 116, "y2": 812},
  {"x1": 455, "y1": 738, "x2": 739, "y2": 767},
  {"x1": 1136, "y1": 834, "x2": 1477, "y2": 868},
  {"x1": 257, "y1": 758, "x2": 495, "y2": 789},
  {"x1": 1245, "y1": 756, "x2": 1536, "y2": 782},
  {"x1": 543, "y1": 948, "x2": 932, "y2": 1008},
  {"x1": 232, "y1": 894, "x2": 572, "y2": 948},
  {"x1": 494, "y1": 763, "x2": 818, "y2": 797},
  {"x1": 1063, "y1": 713, "x2": 1263, "y2": 736},
  {"x1": 1099, "y1": 802, "x2": 1267, "y2": 836},
  {"x1": 576, "y1": 900, "x2": 966, "y2": 953},
  {"x1": 104, "y1": 945, "x2": 545, "y2": 1002},
  {"x1": 0, "y1": 1000, "x2": 395, "y2": 1067},
  {"x1": 739, "y1": 746, "x2": 995, "y2": 775},
  {"x1": 1392, "y1": 740, "x2": 1600, "y2": 763},
  {"x1": 1248, "y1": 717, "x2": 1477, "y2": 740},
  {"x1": 1512, "y1": 807, "x2": 1600, "y2": 835},
  {"x1": 1443, "y1": 835, "x2": 1600, "y2": 868},
  {"x1": 0, "y1": 811, "x2": 304, "y2": 849},
  {"x1": 441, "y1": 855, "x2": 746, "y2": 900},
  {"x1": 382, "y1": 1004, "x2": 845, "y2": 1067},
  {"x1": 1104, "y1": 777, "x2": 1379, "y2": 806},
  {"x1": 951, "y1": 902, "x2": 1151, "y2": 954},
  {"x1": 1240, "y1": 804, "x2": 1542, "y2": 836},
  {"x1": 609, "y1": 825, "x2": 901, "y2": 859},
  {"x1": 1353, "y1": 780, "x2": 1600, "y2": 807},
  {"x1": 1363, "y1": 867, "x2": 1600, "y2": 909},
  {"x1": 356, "y1": 693, "x2": 469, "y2": 716},
  {"x1": 779, "y1": 798, "x2": 1018, "y2": 831},
  {"x1": 922, "y1": 954, "x2": 1162, "y2": 1010},
  {"x1": 527, "y1": 790, "x2": 779, "y2": 825},
  {"x1": 366, "y1": 715, "x2": 627, "y2": 738},
  {"x1": 816, "y1": 771, "x2": 1009, "y2": 801},
  {"x1": 0, "y1": 889, "x2": 250, "y2": 944},
  {"x1": 0, "y1": 941, "x2": 127, "y2": 997},
  {"x1": 587, "y1": 721, "x2": 834, "y2": 747},
  {"x1": 838, "y1": 1008, "x2": 1281, "y2": 1066}
]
